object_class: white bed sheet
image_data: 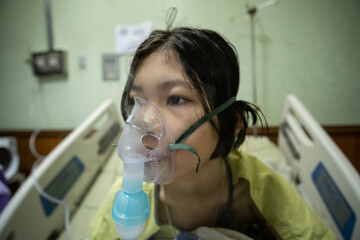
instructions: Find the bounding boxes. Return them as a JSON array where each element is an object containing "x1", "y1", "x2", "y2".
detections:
[{"x1": 241, "y1": 136, "x2": 292, "y2": 183}]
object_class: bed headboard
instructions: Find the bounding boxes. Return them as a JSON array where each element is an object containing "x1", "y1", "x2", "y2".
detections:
[
  {"x1": 0, "y1": 99, "x2": 122, "y2": 240},
  {"x1": 278, "y1": 94, "x2": 360, "y2": 240}
]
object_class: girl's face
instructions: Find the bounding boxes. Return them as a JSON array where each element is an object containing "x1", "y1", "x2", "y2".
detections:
[{"x1": 129, "y1": 52, "x2": 219, "y2": 184}]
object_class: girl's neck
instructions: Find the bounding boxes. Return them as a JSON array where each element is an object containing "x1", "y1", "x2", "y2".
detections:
[
  {"x1": 164, "y1": 156, "x2": 226, "y2": 196},
  {"x1": 157, "y1": 157, "x2": 229, "y2": 230}
]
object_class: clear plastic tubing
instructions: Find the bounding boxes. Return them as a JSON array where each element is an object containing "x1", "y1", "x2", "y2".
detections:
[{"x1": 112, "y1": 156, "x2": 150, "y2": 240}]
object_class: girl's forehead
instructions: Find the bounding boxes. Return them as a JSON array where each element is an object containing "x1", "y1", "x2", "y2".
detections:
[
  {"x1": 132, "y1": 53, "x2": 192, "y2": 90},
  {"x1": 138, "y1": 51, "x2": 181, "y2": 72}
]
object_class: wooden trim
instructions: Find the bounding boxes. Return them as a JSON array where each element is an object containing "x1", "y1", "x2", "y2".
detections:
[
  {"x1": 0, "y1": 130, "x2": 71, "y2": 176},
  {"x1": 323, "y1": 125, "x2": 360, "y2": 135},
  {"x1": 3, "y1": 125, "x2": 357, "y2": 141},
  {"x1": 246, "y1": 125, "x2": 360, "y2": 136},
  {"x1": 0, "y1": 130, "x2": 71, "y2": 138},
  {"x1": 1, "y1": 126, "x2": 359, "y2": 176}
]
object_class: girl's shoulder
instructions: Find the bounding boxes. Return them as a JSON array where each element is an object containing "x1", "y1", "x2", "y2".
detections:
[
  {"x1": 227, "y1": 149, "x2": 273, "y2": 184},
  {"x1": 228, "y1": 149, "x2": 335, "y2": 239}
]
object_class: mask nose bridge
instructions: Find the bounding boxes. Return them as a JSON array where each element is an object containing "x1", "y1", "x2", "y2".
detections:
[{"x1": 140, "y1": 102, "x2": 163, "y2": 136}]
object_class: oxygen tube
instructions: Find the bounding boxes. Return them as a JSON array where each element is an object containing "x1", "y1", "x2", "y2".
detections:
[{"x1": 111, "y1": 97, "x2": 235, "y2": 239}]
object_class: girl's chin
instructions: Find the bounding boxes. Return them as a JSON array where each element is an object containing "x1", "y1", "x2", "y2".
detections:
[
  {"x1": 159, "y1": 167, "x2": 200, "y2": 186},
  {"x1": 157, "y1": 175, "x2": 177, "y2": 185}
]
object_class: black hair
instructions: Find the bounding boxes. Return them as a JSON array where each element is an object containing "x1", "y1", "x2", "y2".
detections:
[{"x1": 121, "y1": 27, "x2": 266, "y2": 159}]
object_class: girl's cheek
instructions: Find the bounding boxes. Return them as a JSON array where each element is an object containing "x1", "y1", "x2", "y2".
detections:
[{"x1": 166, "y1": 117, "x2": 190, "y2": 137}]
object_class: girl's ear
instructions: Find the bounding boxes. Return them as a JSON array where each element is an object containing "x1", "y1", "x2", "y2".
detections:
[{"x1": 234, "y1": 113, "x2": 242, "y2": 137}]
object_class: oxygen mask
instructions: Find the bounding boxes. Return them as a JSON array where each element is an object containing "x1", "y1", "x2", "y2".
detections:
[
  {"x1": 118, "y1": 97, "x2": 176, "y2": 183},
  {"x1": 111, "y1": 97, "x2": 176, "y2": 240}
]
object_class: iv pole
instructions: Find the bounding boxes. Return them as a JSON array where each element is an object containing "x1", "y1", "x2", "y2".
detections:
[{"x1": 246, "y1": 0, "x2": 277, "y2": 135}]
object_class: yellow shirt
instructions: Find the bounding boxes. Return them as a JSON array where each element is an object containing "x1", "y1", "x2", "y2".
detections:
[{"x1": 90, "y1": 150, "x2": 335, "y2": 239}]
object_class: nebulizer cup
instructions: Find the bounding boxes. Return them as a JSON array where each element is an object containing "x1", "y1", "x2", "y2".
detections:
[{"x1": 112, "y1": 97, "x2": 176, "y2": 240}]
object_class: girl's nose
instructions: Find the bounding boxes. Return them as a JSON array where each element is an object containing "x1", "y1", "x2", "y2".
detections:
[{"x1": 141, "y1": 105, "x2": 163, "y2": 136}]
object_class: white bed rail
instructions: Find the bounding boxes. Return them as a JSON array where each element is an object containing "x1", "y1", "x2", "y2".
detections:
[
  {"x1": 278, "y1": 94, "x2": 360, "y2": 240},
  {"x1": 0, "y1": 99, "x2": 122, "y2": 240}
]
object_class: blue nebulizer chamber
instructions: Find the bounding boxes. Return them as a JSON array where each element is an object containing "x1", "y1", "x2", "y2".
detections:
[{"x1": 112, "y1": 160, "x2": 150, "y2": 240}]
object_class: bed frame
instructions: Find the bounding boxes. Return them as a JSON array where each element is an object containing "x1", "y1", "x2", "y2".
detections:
[
  {"x1": 0, "y1": 99, "x2": 121, "y2": 240},
  {"x1": 278, "y1": 94, "x2": 360, "y2": 240}
]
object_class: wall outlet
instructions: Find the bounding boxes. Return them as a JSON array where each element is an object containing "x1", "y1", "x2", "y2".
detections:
[{"x1": 31, "y1": 50, "x2": 67, "y2": 76}]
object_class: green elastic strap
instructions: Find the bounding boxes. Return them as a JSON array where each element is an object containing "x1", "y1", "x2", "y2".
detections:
[
  {"x1": 168, "y1": 144, "x2": 201, "y2": 173},
  {"x1": 168, "y1": 96, "x2": 236, "y2": 173}
]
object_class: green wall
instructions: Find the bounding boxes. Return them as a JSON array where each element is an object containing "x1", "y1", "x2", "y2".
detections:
[{"x1": 1, "y1": 0, "x2": 359, "y2": 130}]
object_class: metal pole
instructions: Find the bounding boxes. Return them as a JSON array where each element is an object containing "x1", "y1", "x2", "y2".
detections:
[
  {"x1": 249, "y1": 8, "x2": 258, "y2": 135},
  {"x1": 45, "y1": 0, "x2": 54, "y2": 51},
  {"x1": 250, "y1": 13, "x2": 257, "y2": 107},
  {"x1": 246, "y1": 0, "x2": 277, "y2": 136}
]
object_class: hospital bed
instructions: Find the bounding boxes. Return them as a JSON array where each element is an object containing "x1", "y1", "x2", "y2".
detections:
[{"x1": 0, "y1": 95, "x2": 359, "y2": 240}]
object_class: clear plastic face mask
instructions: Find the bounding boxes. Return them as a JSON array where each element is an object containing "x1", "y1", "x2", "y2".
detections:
[
  {"x1": 117, "y1": 97, "x2": 176, "y2": 184},
  {"x1": 117, "y1": 95, "x2": 237, "y2": 182}
]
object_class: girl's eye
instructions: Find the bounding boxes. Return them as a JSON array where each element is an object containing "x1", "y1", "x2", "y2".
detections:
[{"x1": 167, "y1": 96, "x2": 187, "y2": 105}]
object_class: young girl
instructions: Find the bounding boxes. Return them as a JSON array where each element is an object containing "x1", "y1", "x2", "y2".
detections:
[{"x1": 91, "y1": 27, "x2": 335, "y2": 239}]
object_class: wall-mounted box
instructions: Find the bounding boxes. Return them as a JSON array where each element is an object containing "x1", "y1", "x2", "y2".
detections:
[
  {"x1": 31, "y1": 50, "x2": 67, "y2": 76},
  {"x1": 102, "y1": 54, "x2": 119, "y2": 80}
]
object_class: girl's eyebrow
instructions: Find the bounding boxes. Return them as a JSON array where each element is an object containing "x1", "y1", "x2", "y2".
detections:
[
  {"x1": 157, "y1": 79, "x2": 188, "y2": 91},
  {"x1": 131, "y1": 79, "x2": 188, "y2": 93}
]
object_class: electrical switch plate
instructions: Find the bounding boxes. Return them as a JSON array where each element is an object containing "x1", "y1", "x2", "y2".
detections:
[
  {"x1": 31, "y1": 50, "x2": 67, "y2": 76},
  {"x1": 102, "y1": 54, "x2": 119, "y2": 80},
  {"x1": 78, "y1": 56, "x2": 86, "y2": 69}
]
